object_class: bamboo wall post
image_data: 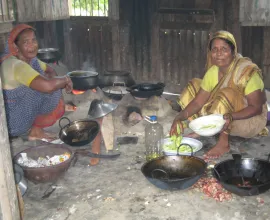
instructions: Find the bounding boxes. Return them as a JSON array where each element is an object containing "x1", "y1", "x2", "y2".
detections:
[{"x1": 0, "y1": 75, "x2": 20, "y2": 219}]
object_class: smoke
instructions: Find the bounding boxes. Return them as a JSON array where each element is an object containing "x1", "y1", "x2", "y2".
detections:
[{"x1": 81, "y1": 57, "x2": 96, "y2": 72}]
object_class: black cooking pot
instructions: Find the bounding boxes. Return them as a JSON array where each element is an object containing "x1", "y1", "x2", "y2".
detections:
[
  {"x1": 127, "y1": 83, "x2": 165, "y2": 99},
  {"x1": 67, "y1": 71, "x2": 99, "y2": 90},
  {"x1": 102, "y1": 82, "x2": 129, "y2": 100},
  {"x1": 141, "y1": 144, "x2": 207, "y2": 190},
  {"x1": 37, "y1": 48, "x2": 61, "y2": 63},
  {"x1": 213, "y1": 154, "x2": 270, "y2": 196},
  {"x1": 59, "y1": 117, "x2": 100, "y2": 147},
  {"x1": 99, "y1": 70, "x2": 136, "y2": 88}
]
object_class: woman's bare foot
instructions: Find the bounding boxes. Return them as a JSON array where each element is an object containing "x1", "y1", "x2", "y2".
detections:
[
  {"x1": 203, "y1": 132, "x2": 230, "y2": 159},
  {"x1": 185, "y1": 132, "x2": 200, "y2": 139},
  {"x1": 28, "y1": 126, "x2": 58, "y2": 141},
  {"x1": 65, "y1": 104, "x2": 76, "y2": 112}
]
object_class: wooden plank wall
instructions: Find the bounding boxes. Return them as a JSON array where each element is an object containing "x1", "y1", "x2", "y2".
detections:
[
  {"x1": 158, "y1": 29, "x2": 209, "y2": 86},
  {"x1": 25, "y1": 0, "x2": 270, "y2": 89},
  {"x1": 240, "y1": 0, "x2": 270, "y2": 26},
  {"x1": 16, "y1": 0, "x2": 70, "y2": 22},
  {"x1": 63, "y1": 17, "x2": 130, "y2": 74}
]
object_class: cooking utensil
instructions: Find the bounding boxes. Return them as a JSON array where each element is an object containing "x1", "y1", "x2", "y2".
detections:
[
  {"x1": 37, "y1": 48, "x2": 61, "y2": 63},
  {"x1": 189, "y1": 114, "x2": 226, "y2": 137},
  {"x1": 127, "y1": 83, "x2": 165, "y2": 99},
  {"x1": 59, "y1": 117, "x2": 100, "y2": 147},
  {"x1": 212, "y1": 154, "x2": 270, "y2": 196},
  {"x1": 88, "y1": 99, "x2": 118, "y2": 119},
  {"x1": 67, "y1": 70, "x2": 99, "y2": 90},
  {"x1": 75, "y1": 149, "x2": 121, "y2": 158},
  {"x1": 162, "y1": 137, "x2": 203, "y2": 156},
  {"x1": 99, "y1": 70, "x2": 136, "y2": 88},
  {"x1": 13, "y1": 145, "x2": 74, "y2": 183},
  {"x1": 141, "y1": 144, "x2": 207, "y2": 190},
  {"x1": 14, "y1": 164, "x2": 27, "y2": 196},
  {"x1": 102, "y1": 82, "x2": 129, "y2": 100},
  {"x1": 116, "y1": 136, "x2": 139, "y2": 145}
]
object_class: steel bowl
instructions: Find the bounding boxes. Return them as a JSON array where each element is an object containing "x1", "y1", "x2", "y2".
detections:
[{"x1": 88, "y1": 99, "x2": 118, "y2": 119}]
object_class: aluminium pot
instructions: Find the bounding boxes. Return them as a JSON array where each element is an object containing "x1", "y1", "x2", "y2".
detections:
[
  {"x1": 59, "y1": 117, "x2": 100, "y2": 147},
  {"x1": 212, "y1": 154, "x2": 270, "y2": 196},
  {"x1": 37, "y1": 48, "x2": 61, "y2": 63},
  {"x1": 127, "y1": 83, "x2": 165, "y2": 99},
  {"x1": 67, "y1": 70, "x2": 99, "y2": 90},
  {"x1": 99, "y1": 70, "x2": 136, "y2": 88},
  {"x1": 141, "y1": 144, "x2": 207, "y2": 190}
]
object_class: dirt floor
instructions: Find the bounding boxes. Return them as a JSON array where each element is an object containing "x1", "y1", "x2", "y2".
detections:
[{"x1": 10, "y1": 87, "x2": 270, "y2": 220}]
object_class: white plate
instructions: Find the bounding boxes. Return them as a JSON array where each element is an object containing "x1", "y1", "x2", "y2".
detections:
[
  {"x1": 189, "y1": 114, "x2": 226, "y2": 137},
  {"x1": 162, "y1": 137, "x2": 203, "y2": 156}
]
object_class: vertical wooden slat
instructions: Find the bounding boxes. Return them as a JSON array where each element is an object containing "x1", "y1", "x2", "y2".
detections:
[
  {"x1": 159, "y1": 29, "x2": 165, "y2": 82},
  {"x1": 171, "y1": 29, "x2": 179, "y2": 84}
]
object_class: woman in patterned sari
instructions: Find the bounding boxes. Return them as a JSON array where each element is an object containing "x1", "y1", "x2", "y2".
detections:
[
  {"x1": 170, "y1": 30, "x2": 268, "y2": 159},
  {"x1": 0, "y1": 24, "x2": 73, "y2": 140}
]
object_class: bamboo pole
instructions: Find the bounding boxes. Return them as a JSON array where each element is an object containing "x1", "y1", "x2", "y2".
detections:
[{"x1": 0, "y1": 74, "x2": 20, "y2": 219}]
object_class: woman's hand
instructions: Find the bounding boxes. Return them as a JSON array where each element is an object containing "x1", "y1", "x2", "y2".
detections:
[
  {"x1": 64, "y1": 76, "x2": 73, "y2": 94},
  {"x1": 170, "y1": 119, "x2": 184, "y2": 136}
]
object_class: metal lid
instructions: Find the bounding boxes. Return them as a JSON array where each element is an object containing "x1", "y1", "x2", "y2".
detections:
[{"x1": 88, "y1": 99, "x2": 118, "y2": 119}]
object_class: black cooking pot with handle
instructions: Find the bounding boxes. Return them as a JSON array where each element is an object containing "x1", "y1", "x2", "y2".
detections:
[
  {"x1": 212, "y1": 154, "x2": 270, "y2": 196},
  {"x1": 127, "y1": 83, "x2": 165, "y2": 99},
  {"x1": 99, "y1": 70, "x2": 136, "y2": 88},
  {"x1": 37, "y1": 48, "x2": 61, "y2": 63},
  {"x1": 67, "y1": 70, "x2": 99, "y2": 90}
]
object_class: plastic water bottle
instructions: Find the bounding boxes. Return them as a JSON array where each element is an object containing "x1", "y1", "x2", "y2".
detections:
[{"x1": 145, "y1": 115, "x2": 164, "y2": 161}]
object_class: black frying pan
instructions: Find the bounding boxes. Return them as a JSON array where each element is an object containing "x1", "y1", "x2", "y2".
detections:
[
  {"x1": 213, "y1": 154, "x2": 270, "y2": 196},
  {"x1": 126, "y1": 83, "x2": 165, "y2": 99}
]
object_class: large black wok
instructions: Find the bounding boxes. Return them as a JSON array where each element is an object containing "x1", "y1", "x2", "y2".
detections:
[
  {"x1": 99, "y1": 70, "x2": 136, "y2": 88},
  {"x1": 67, "y1": 71, "x2": 99, "y2": 90},
  {"x1": 213, "y1": 154, "x2": 270, "y2": 196},
  {"x1": 59, "y1": 117, "x2": 99, "y2": 147},
  {"x1": 127, "y1": 83, "x2": 165, "y2": 99},
  {"x1": 141, "y1": 144, "x2": 207, "y2": 190}
]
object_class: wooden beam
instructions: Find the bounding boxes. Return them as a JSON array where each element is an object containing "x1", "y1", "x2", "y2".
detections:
[
  {"x1": 0, "y1": 77, "x2": 20, "y2": 219},
  {"x1": 210, "y1": 0, "x2": 225, "y2": 33},
  {"x1": 160, "y1": 22, "x2": 212, "y2": 30},
  {"x1": 158, "y1": 7, "x2": 215, "y2": 15},
  {"x1": 225, "y1": 0, "x2": 242, "y2": 53},
  {"x1": 108, "y1": 0, "x2": 119, "y2": 20},
  {"x1": 108, "y1": 0, "x2": 120, "y2": 70}
]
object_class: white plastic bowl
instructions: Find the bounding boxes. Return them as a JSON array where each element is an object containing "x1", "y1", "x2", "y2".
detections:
[{"x1": 189, "y1": 114, "x2": 226, "y2": 137}]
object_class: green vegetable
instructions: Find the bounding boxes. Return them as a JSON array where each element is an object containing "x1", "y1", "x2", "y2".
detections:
[
  {"x1": 166, "y1": 123, "x2": 190, "y2": 152},
  {"x1": 163, "y1": 142, "x2": 193, "y2": 153},
  {"x1": 199, "y1": 124, "x2": 216, "y2": 130}
]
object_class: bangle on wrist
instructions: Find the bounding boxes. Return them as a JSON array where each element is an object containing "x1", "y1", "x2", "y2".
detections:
[
  {"x1": 65, "y1": 76, "x2": 69, "y2": 85},
  {"x1": 223, "y1": 113, "x2": 233, "y2": 122}
]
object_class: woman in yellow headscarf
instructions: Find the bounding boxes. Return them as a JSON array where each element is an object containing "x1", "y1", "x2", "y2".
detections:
[{"x1": 170, "y1": 30, "x2": 268, "y2": 159}]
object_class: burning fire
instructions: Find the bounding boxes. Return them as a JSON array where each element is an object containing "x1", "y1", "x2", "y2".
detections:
[
  {"x1": 72, "y1": 89, "x2": 86, "y2": 95},
  {"x1": 72, "y1": 88, "x2": 97, "y2": 95}
]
